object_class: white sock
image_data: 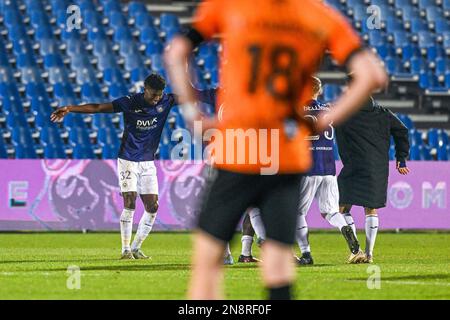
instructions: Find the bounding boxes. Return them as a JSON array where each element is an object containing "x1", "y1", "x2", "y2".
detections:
[
  {"x1": 120, "y1": 208, "x2": 135, "y2": 252},
  {"x1": 324, "y1": 212, "x2": 348, "y2": 231},
  {"x1": 248, "y1": 208, "x2": 266, "y2": 240},
  {"x1": 343, "y1": 213, "x2": 357, "y2": 238},
  {"x1": 241, "y1": 235, "x2": 253, "y2": 256},
  {"x1": 224, "y1": 242, "x2": 231, "y2": 256},
  {"x1": 131, "y1": 211, "x2": 157, "y2": 251},
  {"x1": 365, "y1": 215, "x2": 379, "y2": 256},
  {"x1": 296, "y1": 214, "x2": 310, "y2": 253}
]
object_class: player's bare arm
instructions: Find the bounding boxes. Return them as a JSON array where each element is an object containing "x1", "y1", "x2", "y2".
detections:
[
  {"x1": 50, "y1": 103, "x2": 114, "y2": 122},
  {"x1": 165, "y1": 36, "x2": 202, "y2": 124},
  {"x1": 318, "y1": 50, "x2": 388, "y2": 132}
]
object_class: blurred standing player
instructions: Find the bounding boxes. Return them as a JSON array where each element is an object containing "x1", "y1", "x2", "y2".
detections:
[
  {"x1": 51, "y1": 73, "x2": 211, "y2": 260},
  {"x1": 195, "y1": 87, "x2": 261, "y2": 265},
  {"x1": 336, "y1": 86, "x2": 410, "y2": 263},
  {"x1": 166, "y1": 0, "x2": 387, "y2": 299},
  {"x1": 296, "y1": 76, "x2": 363, "y2": 265}
]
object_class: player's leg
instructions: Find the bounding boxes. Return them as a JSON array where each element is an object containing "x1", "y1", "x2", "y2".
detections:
[
  {"x1": 188, "y1": 169, "x2": 258, "y2": 299},
  {"x1": 247, "y1": 207, "x2": 266, "y2": 245},
  {"x1": 259, "y1": 174, "x2": 302, "y2": 299},
  {"x1": 340, "y1": 204, "x2": 357, "y2": 237},
  {"x1": 239, "y1": 212, "x2": 260, "y2": 263},
  {"x1": 130, "y1": 161, "x2": 159, "y2": 259},
  {"x1": 318, "y1": 176, "x2": 361, "y2": 256},
  {"x1": 296, "y1": 176, "x2": 317, "y2": 265},
  {"x1": 120, "y1": 192, "x2": 138, "y2": 259},
  {"x1": 130, "y1": 194, "x2": 158, "y2": 259},
  {"x1": 223, "y1": 242, "x2": 234, "y2": 265},
  {"x1": 118, "y1": 158, "x2": 139, "y2": 259},
  {"x1": 364, "y1": 207, "x2": 378, "y2": 263}
]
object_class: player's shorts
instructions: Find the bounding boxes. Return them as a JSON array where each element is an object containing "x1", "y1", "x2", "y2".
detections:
[
  {"x1": 197, "y1": 167, "x2": 303, "y2": 246},
  {"x1": 298, "y1": 175, "x2": 339, "y2": 215},
  {"x1": 117, "y1": 158, "x2": 158, "y2": 195}
]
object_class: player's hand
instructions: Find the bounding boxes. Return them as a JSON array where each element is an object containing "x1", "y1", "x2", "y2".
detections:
[
  {"x1": 396, "y1": 161, "x2": 410, "y2": 175},
  {"x1": 50, "y1": 106, "x2": 70, "y2": 122}
]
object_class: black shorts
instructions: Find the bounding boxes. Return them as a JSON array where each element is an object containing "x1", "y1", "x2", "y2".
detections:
[{"x1": 197, "y1": 167, "x2": 303, "y2": 246}]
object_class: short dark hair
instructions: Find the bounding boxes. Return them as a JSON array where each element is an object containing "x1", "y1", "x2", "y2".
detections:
[
  {"x1": 311, "y1": 76, "x2": 322, "y2": 95},
  {"x1": 144, "y1": 73, "x2": 166, "y2": 91}
]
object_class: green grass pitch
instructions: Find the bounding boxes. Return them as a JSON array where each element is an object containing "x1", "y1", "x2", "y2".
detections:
[{"x1": 0, "y1": 232, "x2": 449, "y2": 299}]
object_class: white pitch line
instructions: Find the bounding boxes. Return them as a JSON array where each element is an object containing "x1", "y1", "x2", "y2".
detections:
[{"x1": 382, "y1": 280, "x2": 450, "y2": 287}]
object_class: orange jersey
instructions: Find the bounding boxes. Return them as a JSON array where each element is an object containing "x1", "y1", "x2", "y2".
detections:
[{"x1": 193, "y1": 0, "x2": 362, "y2": 174}]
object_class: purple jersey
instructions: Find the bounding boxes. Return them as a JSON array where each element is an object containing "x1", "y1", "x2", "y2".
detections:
[
  {"x1": 112, "y1": 93, "x2": 175, "y2": 162},
  {"x1": 304, "y1": 99, "x2": 336, "y2": 176}
]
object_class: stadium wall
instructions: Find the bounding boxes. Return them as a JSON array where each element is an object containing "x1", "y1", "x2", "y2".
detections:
[{"x1": 0, "y1": 160, "x2": 448, "y2": 231}]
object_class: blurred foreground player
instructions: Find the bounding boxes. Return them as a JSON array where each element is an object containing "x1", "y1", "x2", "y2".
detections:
[
  {"x1": 165, "y1": 0, "x2": 387, "y2": 299},
  {"x1": 336, "y1": 78, "x2": 410, "y2": 264},
  {"x1": 296, "y1": 76, "x2": 364, "y2": 265}
]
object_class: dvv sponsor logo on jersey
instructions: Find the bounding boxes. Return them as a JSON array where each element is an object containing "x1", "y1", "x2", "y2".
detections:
[{"x1": 136, "y1": 118, "x2": 158, "y2": 130}]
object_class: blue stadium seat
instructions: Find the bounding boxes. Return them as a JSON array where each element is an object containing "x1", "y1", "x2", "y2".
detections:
[
  {"x1": 128, "y1": 1, "x2": 147, "y2": 17},
  {"x1": 75, "y1": 67, "x2": 98, "y2": 85},
  {"x1": 150, "y1": 54, "x2": 164, "y2": 71},
  {"x1": 401, "y1": 6, "x2": 421, "y2": 21},
  {"x1": 103, "y1": 68, "x2": 126, "y2": 86},
  {"x1": 48, "y1": 67, "x2": 70, "y2": 85},
  {"x1": 410, "y1": 56, "x2": 427, "y2": 74},
  {"x1": 69, "y1": 127, "x2": 91, "y2": 145},
  {"x1": 426, "y1": 45, "x2": 445, "y2": 61},
  {"x1": 98, "y1": 127, "x2": 120, "y2": 145},
  {"x1": 397, "y1": 114, "x2": 414, "y2": 129},
  {"x1": 93, "y1": 39, "x2": 112, "y2": 57},
  {"x1": 409, "y1": 144, "x2": 421, "y2": 160},
  {"x1": 417, "y1": 31, "x2": 436, "y2": 48},
  {"x1": 145, "y1": 40, "x2": 163, "y2": 55},
  {"x1": 108, "y1": 12, "x2": 129, "y2": 30},
  {"x1": 409, "y1": 128, "x2": 423, "y2": 146},
  {"x1": 81, "y1": 83, "x2": 104, "y2": 102},
  {"x1": 73, "y1": 145, "x2": 95, "y2": 159},
  {"x1": 103, "y1": 0, "x2": 122, "y2": 13},
  {"x1": 11, "y1": 127, "x2": 34, "y2": 146},
  {"x1": 101, "y1": 143, "x2": 119, "y2": 159},
  {"x1": 93, "y1": 114, "x2": 114, "y2": 129},
  {"x1": 426, "y1": 7, "x2": 444, "y2": 23},
  {"x1": 16, "y1": 53, "x2": 36, "y2": 68},
  {"x1": 63, "y1": 113, "x2": 85, "y2": 128},
  {"x1": 54, "y1": 83, "x2": 76, "y2": 100},
  {"x1": 15, "y1": 144, "x2": 37, "y2": 159},
  {"x1": 386, "y1": 17, "x2": 405, "y2": 31},
  {"x1": 65, "y1": 39, "x2": 87, "y2": 57},
  {"x1": 140, "y1": 26, "x2": 160, "y2": 43},
  {"x1": 0, "y1": 137, "x2": 7, "y2": 158},
  {"x1": 21, "y1": 67, "x2": 43, "y2": 84},
  {"x1": 159, "y1": 14, "x2": 180, "y2": 30},
  {"x1": 437, "y1": 145, "x2": 449, "y2": 161},
  {"x1": 30, "y1": 11, "x2": 50, "y2": 28},
  {"x1": 34, "y1": 109, "x2": 53, "y2": 127},
  {"x1": 97, "y1": 54, "x2": 119, "y2": 71},
  {"x1": 88, "y1": 27, "x2": 108, "y2": 42},
  {"x1": 39, "y1": 39, "x2": 60, "y2": 56},
  {"x1": 434, "y1": 18, "x2": 450, "y2": 33},
  {"x1": 124, "y1": 53, "x2": 144, "y2": 71},
  {"x1": 392, "y1": 31, "x2": 410, "y2": 47},
  {"x1": 435, "y1": 58, "x2": 449, "y2": 76},
  {"x1": 130, "y1": 67, "x2": 151, "y2": 83},
  {"x1": 43, "y1": 143, "x2": 66, "y2": 159},
  {"x1": 12, "y1": 39, "x2": 34, "y2": 55},
  {"x1": 133, "y1": 12, "x2": 155, "y2": 29},
  {"x1": 368, "y1": 31, "x2": 387, "y2": 46},
  {"x1": 113, "y1": 26, "x2": 133, "y2": 42},
  {"x1": 83, "y1": 10, "x2": 103, "y2": 29},
  {"x1": 118, "y1": 40, "x2": 140, "y2": 57},
  {"x1": 410, "y1": 18, "x2": 429, "y2": 33},
  {"x1": 44, "y1": 54, "x2": 64, "y2": 68},
  {"x1": 109, "y1": 83, "x2": 128, "y2": 99},
  {"x1": 40, "y1": 125, "x2": 62, "y2": 144},
  {"x1": 35, "y1": 25, "x2": 54, "y2": 41}
]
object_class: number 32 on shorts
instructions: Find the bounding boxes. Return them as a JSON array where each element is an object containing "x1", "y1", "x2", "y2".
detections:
[{"x1": 120, "y1": 170, "x2": 131, "y2": 181}]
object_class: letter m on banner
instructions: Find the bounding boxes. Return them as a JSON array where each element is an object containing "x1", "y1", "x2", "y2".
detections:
[{"x1": 422, "y1": 182, "x2": 446, "y2": 209}]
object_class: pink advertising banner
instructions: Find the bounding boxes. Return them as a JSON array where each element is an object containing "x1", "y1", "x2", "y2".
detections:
[{"x1": 0, "y1": 160, "x2": 448, "y2": 231}]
